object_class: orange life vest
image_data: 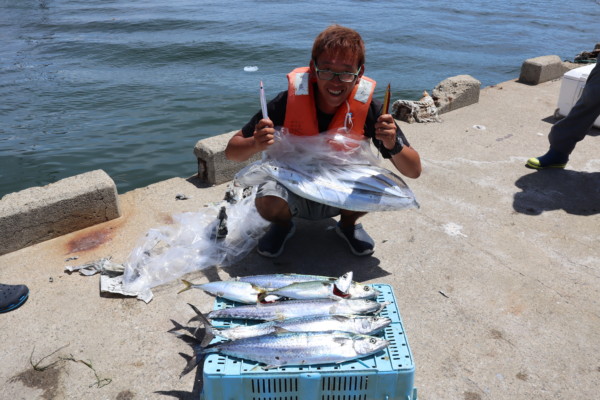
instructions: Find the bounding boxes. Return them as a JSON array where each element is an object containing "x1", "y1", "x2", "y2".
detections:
[{"x1": 283, "y1": 67, "x2": 376, "y2": 136}]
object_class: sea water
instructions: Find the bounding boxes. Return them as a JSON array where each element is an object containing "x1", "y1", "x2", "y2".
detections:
[{"x1": 1, "y1": 0, "x2": 598, "y2": 196}]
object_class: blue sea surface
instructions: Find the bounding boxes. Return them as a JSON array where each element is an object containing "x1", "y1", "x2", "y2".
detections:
[{"x1": 1, "y1": 0, "x2": 598, "y2": 196}]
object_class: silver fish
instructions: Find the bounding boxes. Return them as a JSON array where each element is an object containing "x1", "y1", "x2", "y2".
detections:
[
  {"x1": 198, "y1": 330, "x2": 389, "y2": 370},
  {"x1": 236, "y1": 160, "x2": 419, "y2": 212},
  {"x1": 178, "y1": 280, "x2": 268, "y2": 304},
  {"x1": 206, "y1": 298, "x2": 385, "y2": 321},
  {"x1": 334, "y1": 271, "x2": 353, "y2": 294},
  {"x1": 191, "y1": 305, "x2": 391, "y2": 342},
  {"x1": 236, "y1": 273, "x2": 380, "y2": 300},
  {"x1": 257, "y1": 271, "x2": 353, "y2": 302}
]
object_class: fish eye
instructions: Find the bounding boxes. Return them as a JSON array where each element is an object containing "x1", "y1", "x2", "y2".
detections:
[
  {"x1": 363, "y1": 286, "x2": 370, "y2": 291},
  {"x1": 369, "y1": 338, "x2": 377, "y2": 344}
]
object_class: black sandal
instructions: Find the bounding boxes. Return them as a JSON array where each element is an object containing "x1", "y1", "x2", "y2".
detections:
[{"x1": 0, "y1": 284, "x2": 29, "y2": 313}]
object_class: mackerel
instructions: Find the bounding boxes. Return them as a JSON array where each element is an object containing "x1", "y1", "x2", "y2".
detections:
[
  {"x1": 190, "y1": 304, "x2": 391, "y2": 342},
  {"x1": 205, "y1": 298, "x2": 385, "y2": 321},
  {"x1": 197, "y1": 330, "x2": 389, "y2": 370}
]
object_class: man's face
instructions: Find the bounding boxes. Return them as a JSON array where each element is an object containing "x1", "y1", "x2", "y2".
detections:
[{"x1": 311, "y1": 50, "x2": 363, "y2": 114}]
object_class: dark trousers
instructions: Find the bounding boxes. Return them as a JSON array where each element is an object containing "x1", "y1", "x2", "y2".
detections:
[{"x1": 549, "y1": 62, "x2": 600, "y2": 155}]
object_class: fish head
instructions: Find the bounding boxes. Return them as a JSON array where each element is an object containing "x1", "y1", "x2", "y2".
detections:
[
  {"x1": 333, "y1": 271, "x2": 353, "y2": 294},
  {"x1": 344, "y1": 299, "x2": 381, "y2": 314},
  {"x1": 352, "y1": 334, "x2": 389, "y2": 355},
  {"x1": 357, "y1": 316, "x2": 392, "y2": 334},
  {"x1": 347, "y1": 284, "x2": 380, "y2": 299}
]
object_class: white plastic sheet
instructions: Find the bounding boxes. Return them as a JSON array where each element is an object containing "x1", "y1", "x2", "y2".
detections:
[{"x1": 122, "y1": 186, "x2": 268, "y2": 294}]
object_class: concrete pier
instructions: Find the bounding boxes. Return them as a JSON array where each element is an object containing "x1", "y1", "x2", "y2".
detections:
[{"x1": 1, "y1": 67, "x2": 598, "y2": 399}]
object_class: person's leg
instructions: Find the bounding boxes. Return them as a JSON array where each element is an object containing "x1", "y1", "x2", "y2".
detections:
[
  {"x1": 528, "y1": 63, "x2": 600, "y2": 169},
  {"x1": 335, "y1": 210, "x2": 375, "y2": 256},
  {"x1": 255, "y1": 181, "x2": 295, "y2": 258}
]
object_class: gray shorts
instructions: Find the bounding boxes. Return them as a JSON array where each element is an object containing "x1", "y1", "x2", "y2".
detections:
[{"x1": 256, "y1": 179, "x2": 341, "y2": 220}]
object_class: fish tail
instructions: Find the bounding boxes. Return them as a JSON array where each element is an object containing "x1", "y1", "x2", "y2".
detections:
[
  {"x1": 180, "y1": 353, "x2": 200, "y2": 378},
  {"x1": 187, "y1": 303, "x2": 216, "y2": 347},
  {"x1": 178, "y1": 279, "x2": 193, "y2": 294},
  {"x1": 179, "y1": 341, "x2": 222, "y2": 377}
]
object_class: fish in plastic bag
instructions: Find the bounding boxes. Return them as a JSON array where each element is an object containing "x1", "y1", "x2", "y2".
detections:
[{"x1": 235, "y1": 127, "x2": 419, "y2": 212}]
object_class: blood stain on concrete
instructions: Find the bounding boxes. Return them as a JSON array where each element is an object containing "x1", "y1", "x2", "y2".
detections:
[{"x1": 67, "y1": 227, "x2": 114, "y2": 253}]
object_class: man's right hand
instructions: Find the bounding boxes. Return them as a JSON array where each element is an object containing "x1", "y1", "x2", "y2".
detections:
[{"x1": 253, "y1": 118, "x2": 275, "y2": 151}]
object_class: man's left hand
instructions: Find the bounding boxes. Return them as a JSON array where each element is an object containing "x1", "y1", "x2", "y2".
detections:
[{"x1": 375, "y1": 114, "x2": 397, "y2": 150}]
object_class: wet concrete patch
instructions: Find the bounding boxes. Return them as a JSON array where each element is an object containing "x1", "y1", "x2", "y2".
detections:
[{"x1": 10, "y1": 366, "x2": 62, "y2": 400}]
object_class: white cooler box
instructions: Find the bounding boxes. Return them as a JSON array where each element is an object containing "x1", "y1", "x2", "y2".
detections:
[{"x1": 555, "y1": 63, "x2": 600, "y2": 128}]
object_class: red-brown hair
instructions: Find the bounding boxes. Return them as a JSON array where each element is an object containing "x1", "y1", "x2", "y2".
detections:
[{"x1": 311, "y1": 25, "x2": 365, "y2": 68}]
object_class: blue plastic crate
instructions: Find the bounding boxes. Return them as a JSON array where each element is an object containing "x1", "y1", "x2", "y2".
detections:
[{"x1": 200, "y1": 284, "x2": 417, "y2": 400}]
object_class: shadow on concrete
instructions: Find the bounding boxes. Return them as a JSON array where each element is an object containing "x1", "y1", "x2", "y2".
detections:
[
  {"x1": 222, "y1": 217, "x2": 391, "y2": 283},
  {"x1": 541, "y1": 115, "x2": 560, "y2": 125},
  {"x1": 185, "y1": 175, "x2": 214, "y2": 189},
  {"x1": 155, "y1": 327, "x2": 204, "y2": 399},
  {"x1": 513, "y1": 169, "x2": 600, "y2": 215},
  {"x1": 539, "y1": 116, "x2": 600, "y2": 137}
]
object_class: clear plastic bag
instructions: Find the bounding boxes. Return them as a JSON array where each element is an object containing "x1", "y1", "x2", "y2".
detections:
[
  {"x1": 122, "y1": 186, "x2": 268, "y2": 294},
  {"x1": 235, "y1": 128, "x2": 419, "y2": 212}
]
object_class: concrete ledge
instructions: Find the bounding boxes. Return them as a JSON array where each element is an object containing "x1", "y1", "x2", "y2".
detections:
[
  {"x1": 518, "y1": 55, "x2": 565, "y2": 85},
  {"x1": 0, "y1": 169, "x2": 121, "y2": 256},
  {"x1": 194, "y1": 131, "x2": 260, "y2": 185},
  {"x1": 432, "y1": 75, "x2": 481, "y2": 114}
]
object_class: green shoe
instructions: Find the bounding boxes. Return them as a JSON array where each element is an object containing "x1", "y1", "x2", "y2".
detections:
[
  {"x1": 526, "y1": 149, "x2": 568, "y2": 169},
  {"x1": 526, "y1": 157, "x2": 566, "y2": 169}
]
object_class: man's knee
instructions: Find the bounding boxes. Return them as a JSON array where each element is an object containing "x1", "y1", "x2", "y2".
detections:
[{"x1": 255, "y1": 195, "x2": 290, "y2": 221}]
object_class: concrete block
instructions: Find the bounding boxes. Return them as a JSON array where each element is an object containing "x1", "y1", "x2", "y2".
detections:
[
  {"x1": 432, "y1": 75, "x2": 481, "y2": 114},
  {"x1": 0, "y1": 169, "x2": 121, "y2": 256},
  {"x1": 194, "y1": 131, "x2": 260, "y2": 185},
  {"x1": 519, "y1": 55, "x2": 564, "y2": 85}
]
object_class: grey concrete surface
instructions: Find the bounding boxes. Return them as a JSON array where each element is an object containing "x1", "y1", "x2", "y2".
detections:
[
  {"x1": 1, "y1": 76, "x2": 599, "y2": 400},
  {"x1": 0, "y1": 169, "x2": 120, "y2": 256}
]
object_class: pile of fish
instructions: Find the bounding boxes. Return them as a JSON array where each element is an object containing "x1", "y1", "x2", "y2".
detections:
[
  {"x1": 174, "y1": 272, "x2": 392, "y2": 374},
  {"x1": 234, "y1": 128, "x2": 420, "y2": 212}
]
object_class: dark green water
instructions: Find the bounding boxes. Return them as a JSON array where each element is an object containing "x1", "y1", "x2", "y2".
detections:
[{"x1": 1, "y1": 0, "x2": 598, "y2": 196}]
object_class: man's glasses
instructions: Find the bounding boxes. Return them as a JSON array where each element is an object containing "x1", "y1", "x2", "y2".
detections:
[{"x1": 314, "y1": 65, "x2": 362, "y2": 83}]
